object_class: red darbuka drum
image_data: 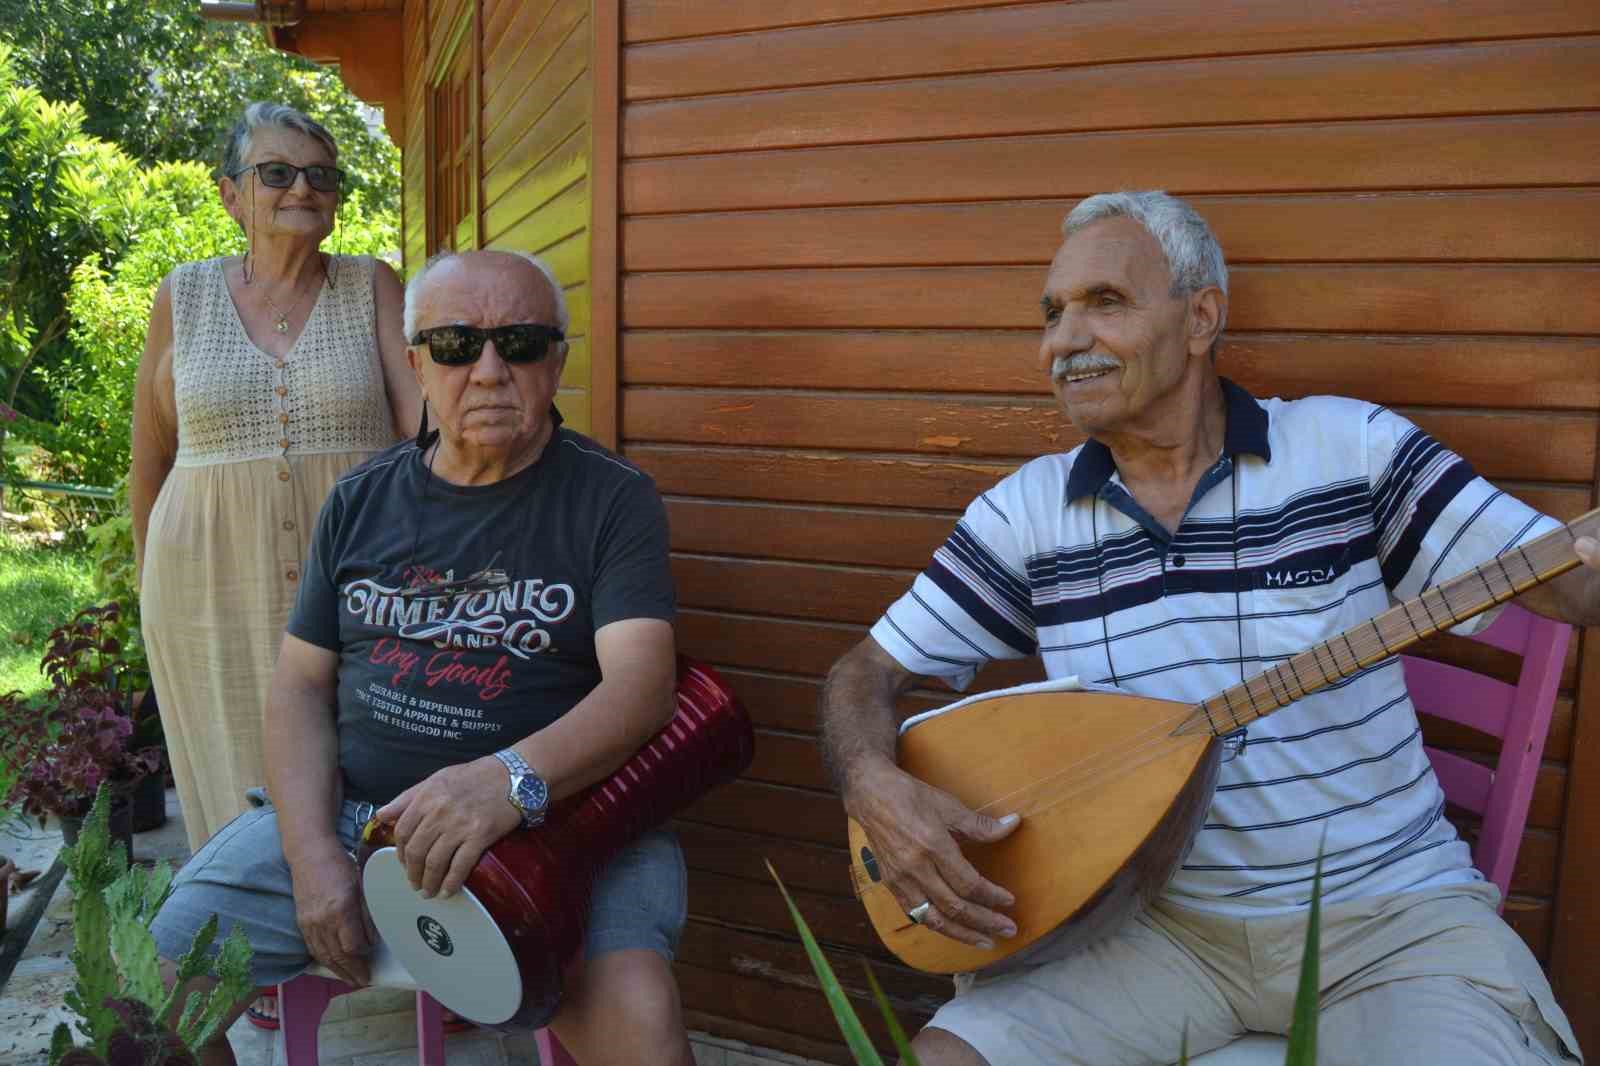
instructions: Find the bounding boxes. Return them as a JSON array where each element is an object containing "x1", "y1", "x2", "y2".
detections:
[{"x1": 356, "y1": 658, "x2": 754, "y2": 1031}]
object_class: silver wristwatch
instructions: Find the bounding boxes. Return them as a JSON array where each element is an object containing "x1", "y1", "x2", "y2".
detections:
[{"x1": 492, "y1": 748, "x2": 549, "y2": 829}]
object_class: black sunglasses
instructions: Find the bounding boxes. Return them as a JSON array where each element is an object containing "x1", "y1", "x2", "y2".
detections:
[
  {"x1": 409, "y1": 324, "x2": 566, "y2": 366},
  {"x1": 234, "y1": 161, "x2": 345, "y2": 193}
]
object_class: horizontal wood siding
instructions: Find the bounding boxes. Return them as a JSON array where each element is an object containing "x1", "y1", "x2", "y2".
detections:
[{"x1": 615, "y1": 4, "x2": 1600, "y2": 1060}]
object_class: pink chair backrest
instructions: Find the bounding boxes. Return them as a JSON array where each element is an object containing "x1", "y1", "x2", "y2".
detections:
[{"x1": 1402, "y1": 603, "x2": 1571, "y2": 903}]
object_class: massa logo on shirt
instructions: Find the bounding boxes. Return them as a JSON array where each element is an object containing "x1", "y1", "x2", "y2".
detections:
[
  {"x1": 341, "y1": 575, "x2": 577, "y2": 659},
  {"x1": 1260, "y1": 567, "x2": 1341, "y2": 588}
]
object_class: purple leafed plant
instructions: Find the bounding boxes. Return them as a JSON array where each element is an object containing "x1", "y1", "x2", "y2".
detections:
[
  {"x1": 2, "y1": 604, "x2": 162, "y2": 819},
  {"x1": 54, "y1": 999, "x2": 198, "y2": 1066}
]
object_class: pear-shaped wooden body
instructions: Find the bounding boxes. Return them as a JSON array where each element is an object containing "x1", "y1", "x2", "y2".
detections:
[{"x1": 849, "y1": 689, "x2": 1221, "y2": 974}]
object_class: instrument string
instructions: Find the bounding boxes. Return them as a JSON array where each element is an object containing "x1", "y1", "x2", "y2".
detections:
[{"x1": 927, "y1": 510, "x2": 1595, "y2": 830}]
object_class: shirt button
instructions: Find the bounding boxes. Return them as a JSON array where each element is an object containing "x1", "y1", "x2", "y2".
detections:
[
  {"x1": 277, "y1": 470, "x2": 290, "y2": 482},
  {"x1": 276, "y1": 359, "x2": 286, "y2": 369},
  {"x1": 1172, "y1": 555, "x2": 1187, "y2": 568},
  {"x1": 286, "y1": 568, "x2": 299, "y2": 582},
  {"x1": 278, "y1": 413, "x2": 290, "y2": 424},
  {"x1": 279, "y1": 438, "x2": 290, "y2": 449},
  {"x1": 276, "y1": 386, "x2": 288, "y2": 397},
  {"x1": 282, "y1": 519, "x2": 295, "y2": 531}
]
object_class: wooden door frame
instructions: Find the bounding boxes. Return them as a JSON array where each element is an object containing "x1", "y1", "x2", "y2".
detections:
[{"x1": 587, "y1": 0, "x2": 621, "y2": 449}]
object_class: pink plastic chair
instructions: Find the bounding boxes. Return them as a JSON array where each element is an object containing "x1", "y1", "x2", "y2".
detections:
[
  {"x1": 277, "y1": 944, "x2": 446, "y2": 1066},
  {"x1": 276, "y1": 940, "x2": 579, "y2": 1064},
  {"x1": 1404, "y1": 602, "x2": 1571, "y2": 905},
  {"x1": 1188, "y1": 602, "x2": 1572, "y2": 1065}
]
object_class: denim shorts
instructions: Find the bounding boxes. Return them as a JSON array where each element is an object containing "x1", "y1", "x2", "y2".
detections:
[{"x1": 149, "y1": 794, "x2": 687, "y2": 988}]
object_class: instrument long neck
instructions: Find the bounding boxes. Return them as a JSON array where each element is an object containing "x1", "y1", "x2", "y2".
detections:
[{"x1": 1177, "y1": 506, "x2": 1598, "y2": 737}]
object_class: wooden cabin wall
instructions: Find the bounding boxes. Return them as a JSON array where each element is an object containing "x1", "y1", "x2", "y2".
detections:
[
  {"x1": 607, "y1": 2, "x2": 1600, "y2": 1060},
  {"x1": 401, "y1": 0, "x2": 597, "y2": 431}
]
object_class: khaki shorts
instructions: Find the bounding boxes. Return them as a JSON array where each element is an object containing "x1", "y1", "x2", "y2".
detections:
[{"x1": 930, "y1": 881, "x2": 1581, "y2": 1066}]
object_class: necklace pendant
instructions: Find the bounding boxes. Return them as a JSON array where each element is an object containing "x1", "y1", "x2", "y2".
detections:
[{"x1": 274, "y1": 317, "x2": 289, "y2": 334}]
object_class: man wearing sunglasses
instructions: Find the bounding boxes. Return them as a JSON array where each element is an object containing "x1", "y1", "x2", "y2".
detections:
[{"x1": 150, "y1": 251, "x2": 691, "y2": 1066}]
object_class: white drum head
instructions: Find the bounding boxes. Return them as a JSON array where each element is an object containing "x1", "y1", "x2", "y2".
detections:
[{"x1": 362, "y1": 846, "x2": 523, "y2": 1024}]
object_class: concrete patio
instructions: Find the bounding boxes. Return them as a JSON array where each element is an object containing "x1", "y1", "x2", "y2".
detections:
[{"x1": 0, "y1": 791, "x2": 826, "y2": 1066}]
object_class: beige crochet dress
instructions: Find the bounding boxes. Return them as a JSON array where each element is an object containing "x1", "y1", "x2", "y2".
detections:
[{"x1": 142, "y1": 255, "x2": 396, "y2": 850}]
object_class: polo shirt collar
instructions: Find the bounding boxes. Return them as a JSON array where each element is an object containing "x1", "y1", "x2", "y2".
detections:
[{"x1": 1064, "y1": 377, "x2": 1271, "y2": 501}]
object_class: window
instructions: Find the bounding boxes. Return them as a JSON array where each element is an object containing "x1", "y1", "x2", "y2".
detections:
[{"x1": 426, "y1": 12, "x2": 477, "y2": 253}]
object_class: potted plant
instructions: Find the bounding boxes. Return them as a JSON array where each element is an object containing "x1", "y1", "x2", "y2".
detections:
[
  {"x1": 87, "y1": 488, "x2": 166, "y2": 832},
  {"x1": 1, "y1": 604, "x2": 163, "y2": 856},
  {"x1": 48, "y1": 785, "x2": 252, "y2": 1065}
]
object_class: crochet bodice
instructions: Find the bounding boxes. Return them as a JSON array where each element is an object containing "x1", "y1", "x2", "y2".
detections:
[{"x1": 168, "y1": 255, "x2": 395, "y2": 467}]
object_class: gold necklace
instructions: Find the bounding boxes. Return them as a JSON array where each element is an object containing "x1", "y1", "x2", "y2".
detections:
[
  {"x1": 247, "y1": 257, "x2": 322, "y2": 333},
  {"x1": 260, "y1": 281, "x2": 313, "y2": 334}
]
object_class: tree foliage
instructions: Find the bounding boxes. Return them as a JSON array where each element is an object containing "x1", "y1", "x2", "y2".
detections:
[
  {"x1": 0, "y1": 0, "x2": 399, "y2": 208},
  {"x1": 0, "y1": 39, "x2": 140, "y2": 491}
]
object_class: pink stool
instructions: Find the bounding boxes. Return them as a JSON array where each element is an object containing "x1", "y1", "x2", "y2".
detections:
[
  {"x1": 277, "y1": 941, "x2": 579, "y2": 1064},
  {"x1": 277, "y1": 943, "x2": 445, "y2": 1066}
]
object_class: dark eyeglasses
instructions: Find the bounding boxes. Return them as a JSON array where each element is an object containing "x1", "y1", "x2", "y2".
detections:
[
  {"x1": 409, "y1": 324, "x2": 565, "y2": 366},
  {"x1": 233, "y1": 161, "x2": 345, "y2": 193}
]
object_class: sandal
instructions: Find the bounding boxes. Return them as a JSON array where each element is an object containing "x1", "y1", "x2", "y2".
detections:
[{"x1": 245, "y1": 990, "x2": 279, "y2": 1031}]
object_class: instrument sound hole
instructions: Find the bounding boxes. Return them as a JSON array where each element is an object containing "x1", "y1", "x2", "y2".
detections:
[{"x1": 417, "y1": 915, "x2": 454, "y2": 956}]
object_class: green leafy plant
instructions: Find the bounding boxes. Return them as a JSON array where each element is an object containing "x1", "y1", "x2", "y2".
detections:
[
  {"x1": 84, "y1": 482, "x2": 151, "y2": 701},
  {"x1": 1, "y1": 603, "x2": 161, "y2": 819},
  {"x1": 775, "y1": 845, "x2": 1327, "y2": 1066},
  {"x1": 768, "y1": 861, "x2": 921, "y2": 1066},
  {"x1": 48, "y1": 784, "x2": 253, "y2": 1065},
  {"x1": 0, "y1": 38, "x2": 142, "y2": 514}
]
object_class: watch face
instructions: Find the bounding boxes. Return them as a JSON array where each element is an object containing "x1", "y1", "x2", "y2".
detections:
[{"x1": 513, "y1": 774, "x2": 548, "y2": 814}]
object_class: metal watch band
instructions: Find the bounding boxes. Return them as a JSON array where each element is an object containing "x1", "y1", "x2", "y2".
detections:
[{"x1": 492, "y1": 748, "x2": 545, "y2": 827}]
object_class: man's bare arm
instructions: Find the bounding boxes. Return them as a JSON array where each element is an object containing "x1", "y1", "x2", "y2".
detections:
[
  {"x1": 820, "y1": 637, "x2": 918, "y2": 796},
  {"x1": 820, "y1": 637, "x2": 1019, "y2": 949},
  {"x1": 377, "y1": 617, "x2": 677, "y2": 900},
  {"x1": 263, "y1": 634, "x2": 376, "y2": 986}
]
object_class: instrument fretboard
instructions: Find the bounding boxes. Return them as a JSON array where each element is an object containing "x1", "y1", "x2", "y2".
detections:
[{"x1": 1174, "y1": 507, "x2": 1599, "y2": 738}]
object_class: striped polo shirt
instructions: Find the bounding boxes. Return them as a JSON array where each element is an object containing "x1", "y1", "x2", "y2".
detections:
[{"x1": 871, "y1": 380, "x2": 1556, "y2": 916}]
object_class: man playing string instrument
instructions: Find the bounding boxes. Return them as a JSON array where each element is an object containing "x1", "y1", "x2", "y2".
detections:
[{"x1": 821, "y1": 191, "x2": 1597, "y2": 1066}]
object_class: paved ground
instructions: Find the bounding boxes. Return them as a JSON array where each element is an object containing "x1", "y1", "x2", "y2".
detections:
[{"x1": 0, "y1": 792, "x2": 826, "y2": 1066}]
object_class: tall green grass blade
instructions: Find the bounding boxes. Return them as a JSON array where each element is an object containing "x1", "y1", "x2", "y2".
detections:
[
  {"x1": 767, "y1": 861, "x2": 884, "y2": 1065},
  {"x1": 862, "y1": 962, "x2": 921, "y2": 1066},
  {"x1": 1282, "y1": 837, "x2": 1325, "y2": 1066}
]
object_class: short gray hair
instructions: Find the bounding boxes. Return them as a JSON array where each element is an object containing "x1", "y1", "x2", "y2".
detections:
[
  {"x1": 1064, "y1": 191, "x2": 1228, "y2": 331},
  {"x1": 221, "y1": 102, "x2": 339, "y2": 180},
  {"x1": 402, "y1": 250, "x2": 570, "y2": 340}
]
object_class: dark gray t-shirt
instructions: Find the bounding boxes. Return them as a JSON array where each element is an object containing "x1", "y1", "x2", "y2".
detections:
[{"x1": 287, "y1": 425, "x2": 675, "y2": 804}]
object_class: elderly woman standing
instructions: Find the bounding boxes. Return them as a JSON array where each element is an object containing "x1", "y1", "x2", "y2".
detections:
[{"x1": 130, "y1": 102, "x2": 419, "y2": 864}]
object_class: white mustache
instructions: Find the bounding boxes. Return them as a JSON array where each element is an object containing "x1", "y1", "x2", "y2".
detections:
[{"x1": 1051, "y1": 354, "x2": 1122, "y2": 382}]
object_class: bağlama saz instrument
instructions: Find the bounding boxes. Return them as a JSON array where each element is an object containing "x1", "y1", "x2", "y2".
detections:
[
  {"x1": 357, "y1": 658, "x2": 753, "y2": 1030},
  {"x1": 850, "y1": 507, "x2": 1599, "y2": 974}
]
